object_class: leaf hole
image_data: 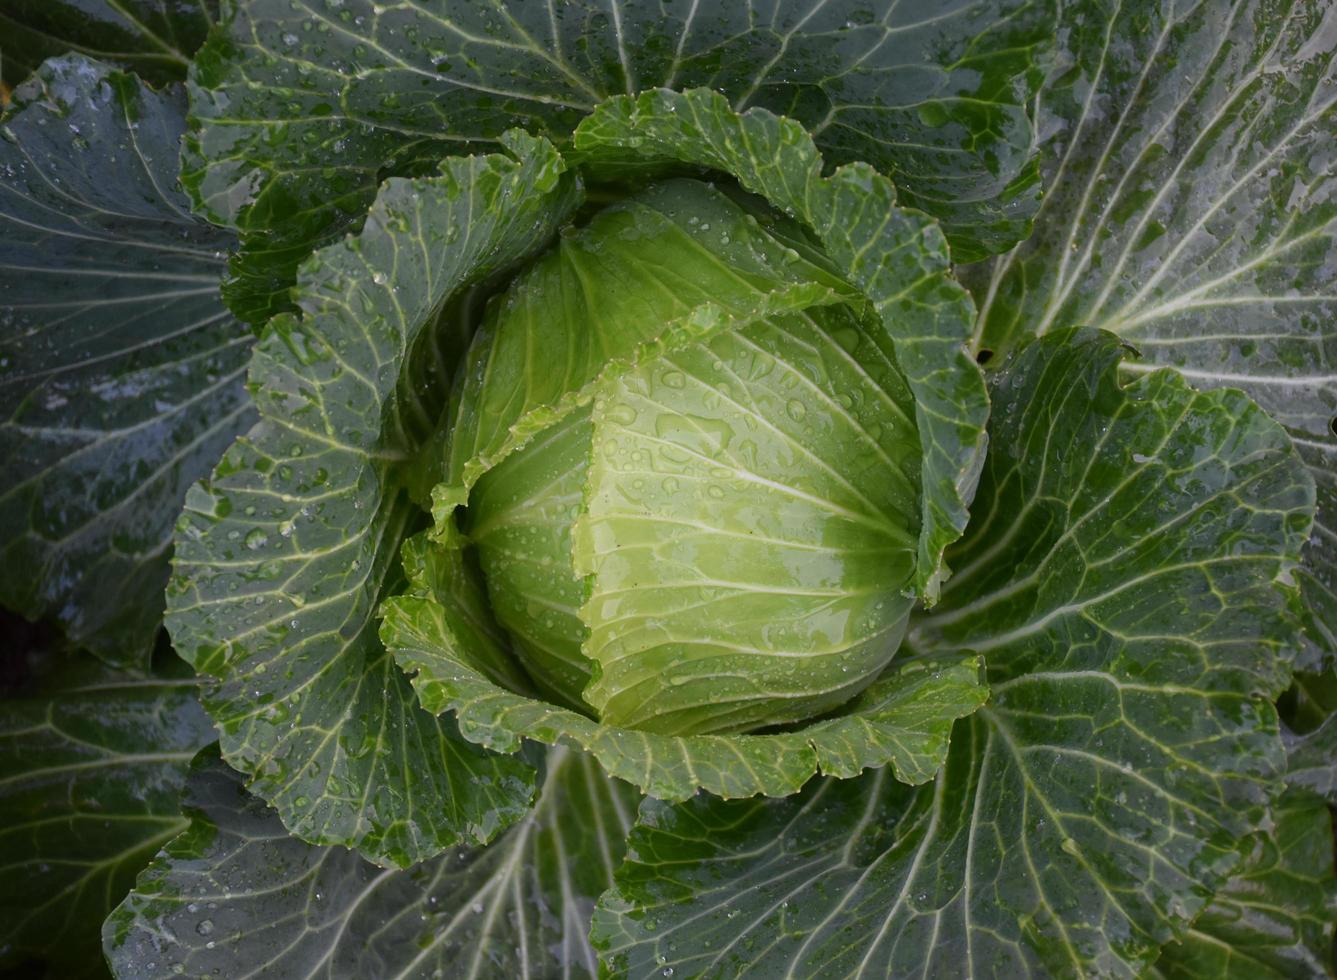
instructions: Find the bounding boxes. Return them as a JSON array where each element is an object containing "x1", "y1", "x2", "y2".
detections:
[{"x1": 975, "y1": 348, "x2": 994, "y2": 365}]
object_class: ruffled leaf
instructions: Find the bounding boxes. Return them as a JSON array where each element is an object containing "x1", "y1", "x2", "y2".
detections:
[
  {"x1": 382, "y1": 528, "x2": 986, "y2": 802},
  {"x1": 164, "y1": 132, "x2": 581, "y2": 866},
  {"x1": 182, "y1": 0, "x2": 1052, "y2": 321}
]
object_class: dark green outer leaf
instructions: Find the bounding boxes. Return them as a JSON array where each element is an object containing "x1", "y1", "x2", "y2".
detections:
[
  {"x1": 1284, "y1": 712, "x2": 1337, "y2": 805},
  {"x1": 164, "y1": 131, "x2": 582, "y2": 867},
  {"x1": 0, "y1": 55, "x2": 253, "y2": 668},
  {"x1": 0, "y1": 652, "x2": 214, "y2": 977},
  {"x1": 103, "y1": 744, "x2": 639, "y2": 980},
  {"x1": 1149, "y1": 797, "x2": 1336, "y2": 979},
  {"x1": 183, "y1": 0, "x2": 1052, "y2": 322},
  {"x1": 966, "y1": 0, "x2": 1337, "y2": 672},
  {"x1": 0, "y1": 1, "x2": 217, "y2": 88},
  {"x1": 1186, "y1": 671, "x2": 1337, "y2": 978},
  {"x1": 1150, "y1": 726, "x2": 1337, "y2": 980},
  {"x1": 591, "y1": 329, "x2": 1313, "y2": 978}
]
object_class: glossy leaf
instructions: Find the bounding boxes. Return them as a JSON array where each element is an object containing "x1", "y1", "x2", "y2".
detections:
[
  {"x1": 591, "y1": 329, "x2": 1313, "y2": 978},
  {"x1": 967, "y1": 0, "x2": 1337, "y2": 671},
  {"x1": 577, "y1": 301, "x2": 923, "y2": 734},
  {"x1": 0, "y1": 55, "x2": 252, "y2": 668},
  {"x1": 0, "y1": 1, "x2": 217, "y2": 88},
  {"x1": 384, "y1": 526, "x2": 986, "y2": 802},
  {"x1": 1150, "y1": 728, "x2": 1337, "y2": 979},
  {"x1": 103, "y1": 744, "x2": 639, "y2": 980},
  {"x1": 164, "y1": 131, "x2": 582, "y2": 866},
  {"x1": 183, "y1": 0, "x2": 1052, "y2": 321},
  {"x1": 572, "y1": 89, "x2": 988, "y2": 602},
  {"x1": 0, "y1": 651, "x2": 213, "y2": 977}
]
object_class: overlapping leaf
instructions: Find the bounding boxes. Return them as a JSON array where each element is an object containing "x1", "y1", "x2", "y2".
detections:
[
  {"x1": 591, "y1": 330, "x2": 1313, "y2": 978},
  {"x1": 164, "y1": 131, "x2": 581, "y2": 866},
  {"x1": 0, "y1": 651, "x2": 213, "y2": 977},
  {"x1": 103, "y1": 745, "x2": 639, "y2": 980},
  {"x1": 0, "y1": 55, "x2": 252, "y2": 667},
  {"x1": 967, "y1": 0, "x2": 1337, "y2": 669},
  {"x1": 1284, "y1": 711, "x2": 1337, "y2": 805},
  {"x1": 183, "y1": 0, "x2": 1052, "y2": 321},
  {"x1": 385, "y1": 525, "x2": 986, "y2": 801},
  {"x1": 1149, "y1": 708, "x2": 1337, "y2": 978},
  {"x1": 572, "y1": 88, "x2": 988, "y2": 600},
  {"x1": 0, "y1": 1, "x2": 217, "y2": 88},
  {"x1": 385, "y1": 89, "x2": 989, "y2": 797},
  {"x1": 1149, "y1": 789, "x2": 1336, "y2": 978}
]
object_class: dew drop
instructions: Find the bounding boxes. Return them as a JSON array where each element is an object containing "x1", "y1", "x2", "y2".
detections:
[{"x1": 605, "y1": 403, "x2": 637, "y2": 426}]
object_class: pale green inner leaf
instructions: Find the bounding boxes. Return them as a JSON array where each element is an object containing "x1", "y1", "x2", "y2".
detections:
[
  {"x1": 466, "y1": 408, "x2": 596, "y2": 709},
  {"x1": 577, "y1": 304, "x2": 921, "y2": 734},
  {"x1": 441, "y1": 177, "x2": 859, "y2": 506}
]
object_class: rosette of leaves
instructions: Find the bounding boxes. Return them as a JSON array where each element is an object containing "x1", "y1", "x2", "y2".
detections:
[
  {"x1": 165, "y1": 86, "x2": 994, "y2": 866},
  {"x1": 0, "y1": 1, "x2": 1333, "y2": 977}
]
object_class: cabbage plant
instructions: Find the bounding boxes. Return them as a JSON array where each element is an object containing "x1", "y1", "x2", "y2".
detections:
[{"x1": 0, "y1": 1, "x2": 1334, "y2": 978}]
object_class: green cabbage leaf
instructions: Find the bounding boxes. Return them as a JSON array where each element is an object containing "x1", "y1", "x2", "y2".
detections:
[
  {"x1": 180, "y1": 0, "x2": 1054, "y2": 321},
  {"x1": 0, "y1": 55, "x2": 253, "y2": 667}
]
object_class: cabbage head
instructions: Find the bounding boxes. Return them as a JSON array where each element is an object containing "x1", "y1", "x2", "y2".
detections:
[
  {"x1": 444, "y1": 176, "x2": 923, "y2": 733},
  {"x1": 376, "y1": 90, "x2": 992, "y2": 801}
]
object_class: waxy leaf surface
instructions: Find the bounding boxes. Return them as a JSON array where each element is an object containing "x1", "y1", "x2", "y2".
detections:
[
  {"x1": 104, "y1": 745, "x2": 639, "y2": 980},
  {"x1": 0, "y1": 55, "x2": 252, "y2": 666}
]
